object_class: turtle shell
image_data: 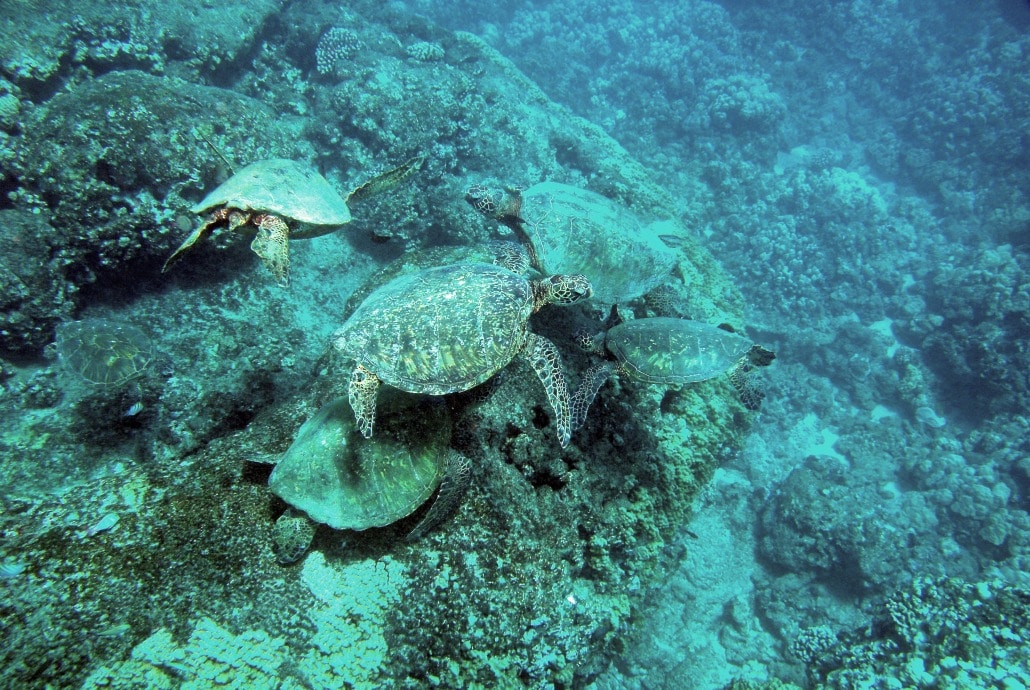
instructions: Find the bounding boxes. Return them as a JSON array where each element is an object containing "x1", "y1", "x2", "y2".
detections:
[
  {"x1": 606, "y1": 317, "x2": 752, "y2": 385},
  {"x1": 341, "y1": 241, "x2": 529, "y2": 322},
  {"x1": 55, "y1": 319, "x2": 155, "y2": 386},
  {"x1": 517, "y1": 181, "x2": 677, "y2": 304},
  {"x1": 268, "y1": 396, "x2": 450, "y2": 530},
  {"x1": 334, "y1": 262, "x2": 532, "y2": 395},
  {"x1": 191, "y1": 158, "x2": 351, "y2": 227}
]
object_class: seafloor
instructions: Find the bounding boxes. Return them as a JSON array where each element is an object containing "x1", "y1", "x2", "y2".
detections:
[{"x1": 0, "y1": 1, "x2": 1027, "y2": 689}]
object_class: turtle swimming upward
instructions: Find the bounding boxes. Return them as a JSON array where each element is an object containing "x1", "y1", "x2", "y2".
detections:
[
  {"x1": 162, "y1": 156, "x2": 422, "y2": 286},
  {"x1": 332, "y1": 262, "x2": 592, "y2": 448}
]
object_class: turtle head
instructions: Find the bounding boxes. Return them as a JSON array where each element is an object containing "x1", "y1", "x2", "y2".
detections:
[
  {"x1": 534, "y1": 273, "x2": 592, "y2": 309},
  {"x1": 573, "y1": 328, "x2": 604, "y2": 353},
  {"x1": 465, "y1": 184, "x2": 504, "y2": 219},
  {"x1": 465, "y1": 184, "x2": 525, "y2": 227}
]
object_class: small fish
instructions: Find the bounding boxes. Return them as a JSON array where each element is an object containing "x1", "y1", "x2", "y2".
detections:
[
  {"x1": 97, "y1": 623, "x2": 131, "y2": 638},
  {"x1": 0, "y1": 561, "x2": 27, "y2": 579},
  {"x1": 86, "y1": 513, "x2": 120, "y2": 537},
  {"x1": 123, "y1": 401, "x2": 144, "y2": 417},
  {"x1": 658, "y1": 234, "x2": 687, "y2": 248}
]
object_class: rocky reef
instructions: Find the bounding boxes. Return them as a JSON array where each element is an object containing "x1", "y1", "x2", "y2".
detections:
[{"x1": 0, "y1": 0, "x2": 753, "y2": 687}]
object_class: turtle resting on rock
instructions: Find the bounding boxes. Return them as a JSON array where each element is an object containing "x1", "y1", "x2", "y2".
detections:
[
  {"x1": 332, "y1": 262, "x2": 592, "y2": 448},
  {"x1": 571, "y1": 314, "x2": 776, "y2": 428},
  {"x1": 268, "y1": 395, "x2": 470, "y2": 564},
  {"x1": 163, "y1": 156, "x2": 422, "y2": 286},
  {"x1": 466, "y1": 181, "x2": 678, "y2": 305}
]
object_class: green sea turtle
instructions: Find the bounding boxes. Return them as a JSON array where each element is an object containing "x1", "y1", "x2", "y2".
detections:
[
  {"x1": 54, "y1": 319, "x2": 155, "y2": 387},
  {"x1": 333, "y1": 262, "x2": 592, "y2": 448},
  {"x1": 466, "y1": 181, "x2": 678, "y2": 304},
  {"x1": 572, "y1": 315, "x2": 775, "y2": 428},
  {"x1": 268, "y1": 395, "x2": 470, "y2": 563},
  {"x1": 163, "y1": 156, "x2": 422, "y2": 286}
]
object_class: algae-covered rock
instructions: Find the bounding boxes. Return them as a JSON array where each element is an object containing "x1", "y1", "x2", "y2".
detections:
[
  {"x1": 0, "y1": 210, "x2": 72, "y2": 354},
  {"x1": 0, "y1": 3, "x2": 751, "y2": 689},
  {"x1": 0, "y1": 0, "x2": 283, "y2": 87}
]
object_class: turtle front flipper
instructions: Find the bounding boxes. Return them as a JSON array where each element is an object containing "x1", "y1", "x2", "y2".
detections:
[
  {"x1": 571, "y1": 360, "x2": 615, "y2": 430},
  {"x1": 250, "y1": 214, "x2": 291, "y2": 287},
  {"x1": 348, "y1": 363, "x2": 381, "y2": 438},
  {"x1": 522, "y1": 332, "x2": 573, "y2": 448},
  {"x1": 162, "y1": 215, "x2": 222, "y2": 273},
  {"x1": 346, "y1": 156, "x2": 425, "y2": 206}
]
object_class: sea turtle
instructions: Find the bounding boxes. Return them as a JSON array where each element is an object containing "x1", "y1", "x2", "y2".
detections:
[
  {"x1": 571, "y1": 315, "x2": 775, "y2": 428},
  {"x1": 54, "y1": 319, "x2": 155, "y2": 387},
  {"x1": 268, "y1": 395, "x2": 470, "y2": 563},
  {"x1": 466, "y1": 180, "x2": 678, "y2": 305},
  {"x1": 332, "y1": 262, "x2": 592, "y2": 448},
  {"x1": 162, "y1": 156, "x2": 423, "y2": 286},
  {"x1": 53, "y1": 318, "x2": 164, "y2": 416}
]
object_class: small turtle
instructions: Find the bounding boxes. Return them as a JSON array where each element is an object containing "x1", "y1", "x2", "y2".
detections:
[
  {"x1": 571, "y1": 314, "x2": 775, "y2": 428},
  {"x1": 54, "y1": 319, "x2": 155, "y2": 387},
  {"x1": 333, "y1": 262, "x2": 592, "y2": 447},
  {"x1": 466, "y1": 181, "x2": 678, "y2": 305},
  {"x1": 268, "y1": 395, "x2": 470, "y2": 563},
  {"x1": 163, "y1": 156, "x2": 423, "y2": 286}
]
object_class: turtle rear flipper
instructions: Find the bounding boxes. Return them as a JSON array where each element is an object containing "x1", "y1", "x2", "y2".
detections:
[
  {"x1": 346, "y1": 156, "x2": 425, "y2": 206},
  {"x1": 162, "y1": 217, "x2": 220, "y2": 273},
  {"x1": 348, "y1": 364, "x2": 381, "y2": 438},
  {"x1": 406, "y1": 450, "x2": 472, "y2": 541}
]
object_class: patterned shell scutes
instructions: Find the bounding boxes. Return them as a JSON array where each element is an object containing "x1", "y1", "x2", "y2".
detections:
[
  {"x1": 335, "y1": 263, "x2": 533, "y2": 395},
  {"x1": 55, "y1": 318, "x2": 155, "y2": 386},
  {"x1": 518, "y1": 181, "x2": 677, "y2": 304},
  {"x1": 340, "y1": 241, "x2": 529, "y2": 323},
  {"x1": 268, "y1": 397, "x2": 449, "y2": 530},
  {"x1": 606, "y1": 317, "x2": 752, "y2": 385},
  {"x1": 190, "y1": 159, "x2": 351, "y2": 226}
]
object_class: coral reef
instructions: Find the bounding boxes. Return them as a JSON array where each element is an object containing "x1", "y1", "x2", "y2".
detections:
[
  {"x1": 800, "y1": 577, "x2": 1030, "y2": 689},
  {"x1": 0, "y1": 1, "x2": 749, "y2": 688}
]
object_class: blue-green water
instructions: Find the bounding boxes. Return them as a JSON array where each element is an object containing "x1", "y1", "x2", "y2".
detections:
[{"x1": 0, "y1": 1, "x2": 1027, "y2": 688}]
